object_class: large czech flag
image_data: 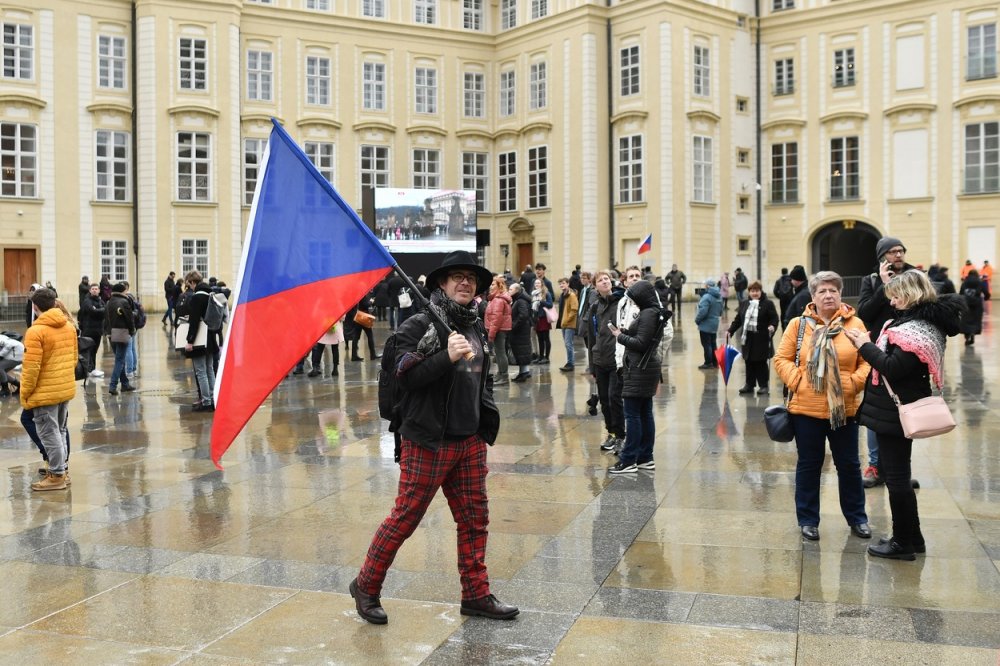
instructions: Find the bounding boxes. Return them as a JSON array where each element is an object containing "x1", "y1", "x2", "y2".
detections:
[
  {"x1": 636, "y1": 233, "x2": 652, "y2": 255},
  {"x1": 210, "y1": 119, "x2": 395, "y2": 468}
]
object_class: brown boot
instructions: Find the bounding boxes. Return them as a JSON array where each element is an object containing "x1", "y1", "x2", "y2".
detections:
[{"x1": 31, "y1": 471, "x2": 67, "y2": 491}]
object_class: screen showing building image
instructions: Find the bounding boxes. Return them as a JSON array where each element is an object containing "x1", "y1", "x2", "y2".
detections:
[{"x1": 373, "y1": 188, "x2": 477, "y2": 253}]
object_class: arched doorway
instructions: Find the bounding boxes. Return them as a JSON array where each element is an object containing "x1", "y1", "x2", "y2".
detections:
[
  {"x1": 812, "y1": 219, "x2": 881, "y2": 278},
  {"x1": 508, "y1": 217, "x2": 534, "y2": 274}
]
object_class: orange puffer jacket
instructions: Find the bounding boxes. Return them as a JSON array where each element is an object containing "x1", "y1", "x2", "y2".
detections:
[
  {"x1": 20, "y1": 307, "x2": 78, "y2": 410},
  {"x1": 774, "y1": 302, "x2": 870, "y2": 420}
]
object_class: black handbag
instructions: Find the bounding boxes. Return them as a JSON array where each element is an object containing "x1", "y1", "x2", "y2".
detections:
[{"x1": 763, "y1": 316, "x2": 811, "y2": 442}]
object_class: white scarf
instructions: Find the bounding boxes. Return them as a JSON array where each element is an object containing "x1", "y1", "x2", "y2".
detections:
[{"x1": 741, "y1": 299, "x2": 760, "y2": 345}]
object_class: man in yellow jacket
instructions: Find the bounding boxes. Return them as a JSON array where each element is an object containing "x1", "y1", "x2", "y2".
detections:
[{"x1": 21, "y1": 288, "x2": 77, "y2": 491}]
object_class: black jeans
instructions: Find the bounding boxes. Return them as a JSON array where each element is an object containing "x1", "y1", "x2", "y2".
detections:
[
  {"x1": 593, "y1": 365, "x2": 624, "y2": 437},
  {"x1": 745, "y1": 359, "x2": 769, "y2": 389},
  {"x1": 878, "y1": 432, "x2": 923, "y2": 547},
  {"x1": 699, "y1": 331, "x2": 717, "y2": 366}
]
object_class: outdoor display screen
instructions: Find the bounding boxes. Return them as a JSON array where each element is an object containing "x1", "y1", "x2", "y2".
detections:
[{"x1": 373, "y1": 188, "x2": 477, "y2": 253}]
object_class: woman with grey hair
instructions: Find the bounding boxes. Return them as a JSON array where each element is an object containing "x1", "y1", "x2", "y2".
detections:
[{"x1": 774, "y1": 271, "x2": 872, "y2": 542}]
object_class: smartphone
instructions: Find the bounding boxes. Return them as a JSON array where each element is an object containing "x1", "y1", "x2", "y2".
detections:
[{"x1": 607, "y1": 322, "x2": 619, "y2": 331}]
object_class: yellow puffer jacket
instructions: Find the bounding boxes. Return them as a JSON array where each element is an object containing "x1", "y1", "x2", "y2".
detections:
[
  {"x1": 774, "y1": 302, "x2": 870, "y2": 420},
  {"x1": 20, "y1": 307, "x2": 78, "y2": 410}
]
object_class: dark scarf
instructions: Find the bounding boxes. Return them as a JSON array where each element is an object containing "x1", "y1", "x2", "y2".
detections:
[{"x1": 416, "y1": 288, "x2": 479, "y2": 355}]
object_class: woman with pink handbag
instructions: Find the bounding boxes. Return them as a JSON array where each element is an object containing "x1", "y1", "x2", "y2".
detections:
[{"x1": 845, "y1": 271, "x2": 966, "y2": 561}]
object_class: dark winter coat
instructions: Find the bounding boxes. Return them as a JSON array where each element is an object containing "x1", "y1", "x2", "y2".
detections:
[
  {"x1": 394, "y1": 311, "x2": 500, "y2": 450},
  {"x1": 857, "y1": 262, "x2": 918, "y2": 341},
  {"x1": 959, "y1": 277, "x2": 987, "y2": 335},
  {"x1": 782, "y1": 282, "x2": 812, "y2": 329},
  {"x1": 104, "y1": 293, "x2": 135, "y2": 336},
  {"x1": 374, "y1": 281, "x2": 391, "y2": 308},
  {"x1": 78, "y1": 281, "x2": 90, "y2": 308},
  {"x1": 733, "y1": 271, "x2": 748, "y2": 293},
  {"x1": 727, "y1": 295, "x2": 779, "y2": 362},
  {"x1": 591, "y1": 286, "x2": 625, "y2": 369},
  {"x1": 857, "y1": 296, "x2": 964, "y2": 438},
  {"x1": 616, "y1": 281, "x2": 663, "y2": 398},
  {"x1": 183, "y1": 283, "x2": 218, "y2": 358},
  {"x1": 387, "y1": 275, "x2": 405, "y2": 308},
  {"x1": 509, "y1": 290, "x2": 534, "y2": 365},
  {"x1": 78, "y1": 294, "x2": 106, "y2": 340}
]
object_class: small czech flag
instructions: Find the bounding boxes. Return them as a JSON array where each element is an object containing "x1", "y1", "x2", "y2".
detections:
[{"x1": 637, "y1": 233, "x2": 652, "y2": 255}]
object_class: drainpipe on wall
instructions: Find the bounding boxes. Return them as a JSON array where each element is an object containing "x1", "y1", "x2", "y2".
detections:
[
  {"x1": 606, "y1": 11, "x2": 616, "y2": 270},
  {"x1": 131, "y1": 0, "x2": 140, "y2": 291},
  {"x1": 754, "y1": 0, "x2": 762, "y2": 280}
]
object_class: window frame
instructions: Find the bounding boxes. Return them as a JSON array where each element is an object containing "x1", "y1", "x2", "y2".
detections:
[
  {"x1": 774, "y1": 57, "x2": 794, "y2": 95},
  {"x1": 463, "y1": 71, "x2": 485, "y2": 118},
  {"x1": 415, "y1": 66, "x2": 438, "y2": 114},
  {"x1": 2, "y1": 22, "x2": 33, "y2": 81},
  {"x1": 692, "y1": 135, "x2": 713, "y2": 203},
  {"x1": 531, "y1": 0, "x2": 547, "y2": 21},
  {"x1": 463, "y1": 0, "x2": 483, "y2": 30},
  {"x1": 100, "y1": 239, "x2": 129, "y2": 282},
  {"x1": 306, "y1": 55, "x2": 331, "y2": 106},
  {"x1": 181, "y1": 238, "x2": 210, "y2": 275},
  {"x1": 462, "y1": 151, "x2": 488, "y2": 212},
  {"x1": 528, "y1": 145, "x2": 548, "y2": 209},
  {"x1": 833, "y1": 48, "x2": 856, "y2": 88},
  {"x1": 693, "y1": 44, "x2": 710, "y2": 97},
  {"x1": 0, "y1": 121, "x2": 37, "y2": 198},
  {"x1": 618, "y1": 134, "x2": 643, "y2": 204},
  {"x1": 415, "y1": 0, "x2": 437, "y2": 25},
  {"x1": 500, "y1": 69, "x2": 516, "y2": 117},
  {"x1": 412, "y1": 148, "x2": 441, "y2": 189},
  {"x1": 770, "y1": 141, "x2": 798, "y2": 204},
  {"x1": 830, "y1": 135, "x2": 860, "y2": 201},
  {"x1": 362, "y1": 0, "x2": 385, "y2": 18},
  {"x1": 529, "y1": 61, "x2": 547, "y2": 111},
  {"x1": 360, "y1": 144, "x2": 390, "y2": 189},
  {"x1": 968, "y1": 23, "x2": 998, "y2": 80},
  {"x1": 772, "y1": 0, "x2": 794, "y2": 10},
  {"x1": 363, "y1": 61, "x2": 386, "y2": 111},
  {"x1": 176, "y1": 131, "x2": 212, "y2": 202},
  {"x1": 98, "y1": 34, "x2": 127, "y2": 90},
  {"x1": 306, "y1": 0, "x2": 331, "y2": 9},
  {"x1": 964, "y1": 121, "x2": 1000, "y2": 194},
  {"x1": 243, "y1": 137, "x2": 266, "y2": 206},
  {"x1": 305, "y1": 141, "x2": 335, "y2": 184},
  {"x1": 501, "y1": 0, "x2": 517, "y2": 30},
  {"x1": 498, "y1": 150, "x2": 517, "y2": 212},
  {"x1": 178, "y1": 37, "x2": 208, "y2": 91},
  {"x1": 620, "y1": 45, "x2": 640, "y2": 97},
  {"x1": 95, "y1": 129, "x2": 131, "y2": 202},
  {"x1": 246, "y1": 49, "x2": 273, "y2": 102}
]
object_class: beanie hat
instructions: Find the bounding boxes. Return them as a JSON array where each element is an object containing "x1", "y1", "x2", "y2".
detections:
[
  {"x1": 875, "y1": 237, "x2": 905, "y2": 261},
  {"x1": 789, "y1": 265, "x2": 807, "y2": 281},
  {"x1": 111, "y1": 282, "x2": 127, "y2": 293},
  {"x1": 704, "y1": 279, "x2": 717, "y2": 288}
]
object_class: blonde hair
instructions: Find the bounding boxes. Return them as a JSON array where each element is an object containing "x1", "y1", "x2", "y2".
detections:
[
  {"x1": 54, "y1": 299, "x2": 79, "y2": 330},
  {"x1": 884, "y1": 270, "x2": 937, "y2": 309},
  {"x1": 490, "y1": 275, "x2": 507, "y2": 294}
]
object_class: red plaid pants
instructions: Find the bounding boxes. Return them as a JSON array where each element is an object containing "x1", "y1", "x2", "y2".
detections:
[{"x1": 357, "y1": 434, "x2": 491, "y2": 601}]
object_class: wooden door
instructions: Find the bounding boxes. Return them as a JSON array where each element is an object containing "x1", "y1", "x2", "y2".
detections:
[
  {"x1": 517, "y1": 243, "x2": 533, "y2": 273},
  {"x1": 3, "y1": 248, "x2": 36, "y2": 295}
]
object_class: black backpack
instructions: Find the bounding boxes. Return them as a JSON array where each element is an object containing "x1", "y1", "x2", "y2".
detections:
[
  {"x1": 776, "y1": 276, "x2": 793, "y2": 299},
  {"x1": 75, "y1": 336, "x2": 96, "y2": 381}
]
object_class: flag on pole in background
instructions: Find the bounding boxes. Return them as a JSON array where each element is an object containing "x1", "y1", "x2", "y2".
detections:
[
  {"x1": 637, "y1": 234, "x2": 652, "y2": 255},
  {"x1": 210, "y1": 119, "x2": 396, "y2": 468}
]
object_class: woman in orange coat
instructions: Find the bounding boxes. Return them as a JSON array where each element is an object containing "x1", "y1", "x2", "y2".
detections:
[{"x1": 774, "y1": 271, "x2": 871, "y2": 542}]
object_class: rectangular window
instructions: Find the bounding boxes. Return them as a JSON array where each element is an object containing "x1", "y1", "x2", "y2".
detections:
[
  {"x1": 464, "y1": 72, "x2": 484, "y2": 118},
  {"x1": 0, "y1": 122, "x2": 36, "y2": 198},
  {"x1": 528, "y1": 146, "x2": 547, "y2": 209},
  {"x1": 772, "y1": 0, "x2": 794, "y2": 9},
  {"x1": 736, "y1": 96, "x2": 749, "y2": 113},
  {"x1": 738, "y1": 195, "x2": 750, "y2": 212},
  {"x1": 830, "y1": 136, "x2": 860, "y2": 200},
  {"x1": 770, "y1": 142, "x2": 798, "y2": 204},
  {"x1": 693, "y1": 45, "x2": 710, "y2": 97},
  {"x1": 463, "y1": 0, "x2": 483, "y2": 30},
  {"x1": 363, "y1": 0, "x2": 385, "y2": 17},
  {"x1": 307, "y1": 0, "x2": 330, "y2": 9},
  {"x1": 529, "y1": 61, "x2": 546, "y2": 110},
  {"x1": 774, "y1": 58, "x2": 794, "y2": 95},
  {"x1": 531, "y1": 0, "x2": 547, "y2": 20},
  {"x1": 895, "y1": 35, "x2": 925, "y2": 90},
  {"x1": 462, "y1": 151, "x2": 488, "y2": 212},
  {"x1": 179, "y1": 37, "x2": 207, "y2": 90},
  {"x1": 247, "y1": 49, "x2": 273, "y2": 102},
  {"x1": 500, "y1": 70, "x2": 515, "y2": 117},
  {"x1": 618, "y1": 135, "x2": 643, "y2": 204},
  {"x1": 2, "y1": 23, "x2": 32, "y2": 80},
  {"x1": 100, "y1": 240, "x2": 128, "y2": 282},
  {"x1": 98, "y1": 35, "x2": 127, "y2": 89},
  {"x1": 501, "y1": 0, "x2": 517, "y2": 30},
  {"x1": 968, "y1": 24, "x2": 998, "y2": 80},
  {"x1": 95, "y1": 130, "x2": 130, "y2": 202},
  {"x1": 415, "y1": 0, "x2": 436, "y2": 25},
  {"x1": 363, "y1": 62, "x2": 385, "y2": 111},
  {"x1": 360, "y1": 144, "x2": 390, "y2": 189},
  {"x1": 412, "y1": 148, "x2": 440, "y2": 189},
  {"x1": 181, "y1": 238, "x2": 209, "y2": 275},
  {"x1": 737, "y1": 148, "x2": 750, "y2": 167},
  {"x1": 620, "y1": 45, "x2": 640, "y2": 96},
  {"x1": 306, "y1": 56, "x2": 331, "y2": 106},
  {"x1": 243, "y1": 137, "x2": 266, "y2": 206},
  {"x1": 305, "y1": 141, "x2": 335, "y2": 183},
  {"x1": 498, "y1": 151, "x2": 516, "y2": 212},
  {"x1": 415, "y1": 67, "x2": 437, "y2": 114},
  {"x1": 833, "y1": 48, "x2": 855, "y2": 87},
  {"x1": 177, "y1": 131, "x2": 211, "y2": 201},
  {"x1": 965, "y1": 122, "x2": 1000, "y2": 194},
  {"x1": 692, "y1": 135, "x2": 713, "y2": 203}
]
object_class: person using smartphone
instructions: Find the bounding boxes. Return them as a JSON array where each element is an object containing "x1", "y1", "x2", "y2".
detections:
[{"x1": 857, "y1": 237, "x2": 917, "y2": 489}]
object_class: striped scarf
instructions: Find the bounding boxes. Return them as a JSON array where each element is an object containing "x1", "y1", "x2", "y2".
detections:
[
  {"x1": 806, "y1": 315, "x2": 847, "y2": 429},
  {"x1": 740, "y1": 299, "x2": 760, "y2": 345}
]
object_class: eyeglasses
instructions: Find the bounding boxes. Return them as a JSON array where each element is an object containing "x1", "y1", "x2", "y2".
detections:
[
  {"x1": 885, "y1": 248, "x2": 906, "y2": 256},
  {"x1": 448, "y1": 272, "x2": 478, "y2": 285}
]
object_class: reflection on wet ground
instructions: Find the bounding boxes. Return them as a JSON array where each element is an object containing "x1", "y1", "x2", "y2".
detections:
[{"x1": 0, "y1": 303, "x2": 998, "y2": 664}]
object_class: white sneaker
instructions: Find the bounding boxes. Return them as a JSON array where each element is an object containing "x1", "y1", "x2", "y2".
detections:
[{"x1": 90, "y1": 369, "x2": 104, "y2": 377}]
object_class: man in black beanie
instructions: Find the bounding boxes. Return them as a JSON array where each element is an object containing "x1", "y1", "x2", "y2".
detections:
[
  {"x1": 781, "y1": 265, "x2": 811, "y2": 329},
  {"x1": 857, "y1": 236, "x2": 916, "y2": 488}
]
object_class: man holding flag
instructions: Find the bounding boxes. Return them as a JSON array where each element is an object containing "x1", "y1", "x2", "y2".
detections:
[{"x1": 349, "y1": 251, "x2": 518, "y2": 625}]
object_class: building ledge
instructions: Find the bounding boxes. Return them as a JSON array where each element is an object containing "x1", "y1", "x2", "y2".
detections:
[
  {"x1": 819, "y1": 110, "x2": 868, "y2": 124},
  {"x1": 886, "y1": 196, "x2": 934, "y2": 203},
  {"x1": 352, "y1": 120, "x2": 397, "y2": 133},
  {"x1": 243, "y1": 113, "x2": 282, "y2": 125},
  {"x1": 611, "y1": 110, "x2": 649, "y2": 125},
  {"x1": 493, "y1": 128, "x2": 519, "y2": 140},
  {"x1": 0, "y1": 93, "x2": 46, "y2": 110},
  {"x1": 825, "y1": 198, "x2": 866, "y2": 205},
  {"x1": 957, "y1": 192, "x2": 1000, "y2": 199},
  {"x1": 407, "y1": 124, "x2": 447, "y2": 137},
  {"x1": 884, "y1": 102, "x2": 936, "y2": 117},
  {"x1": 690, "y1": 201, "x2": 717, "y2": 208},
  {"x1": 686, "y1": 109, "x2": 721, "y2": 123},
  {"x1": 172, "y1": 200, "x2": 218, "y2": 208},
  {"x1": 761, "y1": 118, "x2": 806, "y2": 130},
  {"x1": 520, "y1": 121, "x2": 553, "y2": 134},
  {"x1": 86, "y1": 101, "x2": 132, "y2": 116},
  {"x1": 765, "y1": 201, "x2": 804, "y2": 208},
  {"x1": 456, "y1": 129, "x2": 493, "y2": 140},
  {"x1": 953, "y1": 94, "x2": 1000, "y2": 110},
  {"x1": 296, "y1": 116, "x2": 341, "y2": 130},
  {"x1": 168, "y1": 104, "x2": 220, "y2": 118}
]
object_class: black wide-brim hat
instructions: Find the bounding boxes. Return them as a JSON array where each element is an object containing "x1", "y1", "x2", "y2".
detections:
[{"x1": 425, "y1": 250, "x2": 493, "y2": 295}]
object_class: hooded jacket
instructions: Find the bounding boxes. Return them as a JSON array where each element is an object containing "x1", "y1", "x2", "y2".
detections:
[
  {"x1": 616, "y1": 280, "x2": 664, "y2": 398},
  {"x1": 20, "y1": 307, "x2": 78, "y2": 410},
  {"x1": 774, "y1": 302, "x2": 870, "y2": 420},
  {"x1": 508, "y1": 289, "x2": 534, "y2": 365},
  {"x1": 592, "y1": 285, "x2": 625, "y2": 369},
  {"x1": 856, "y1": 295, "x2": 964, "y2": 438},
  {"x1": 695, "y1": 285, "x2": 723, "y2": 334},
  {"x1": 484, "y1": 290, "x2": 512, "y2": 340}
]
